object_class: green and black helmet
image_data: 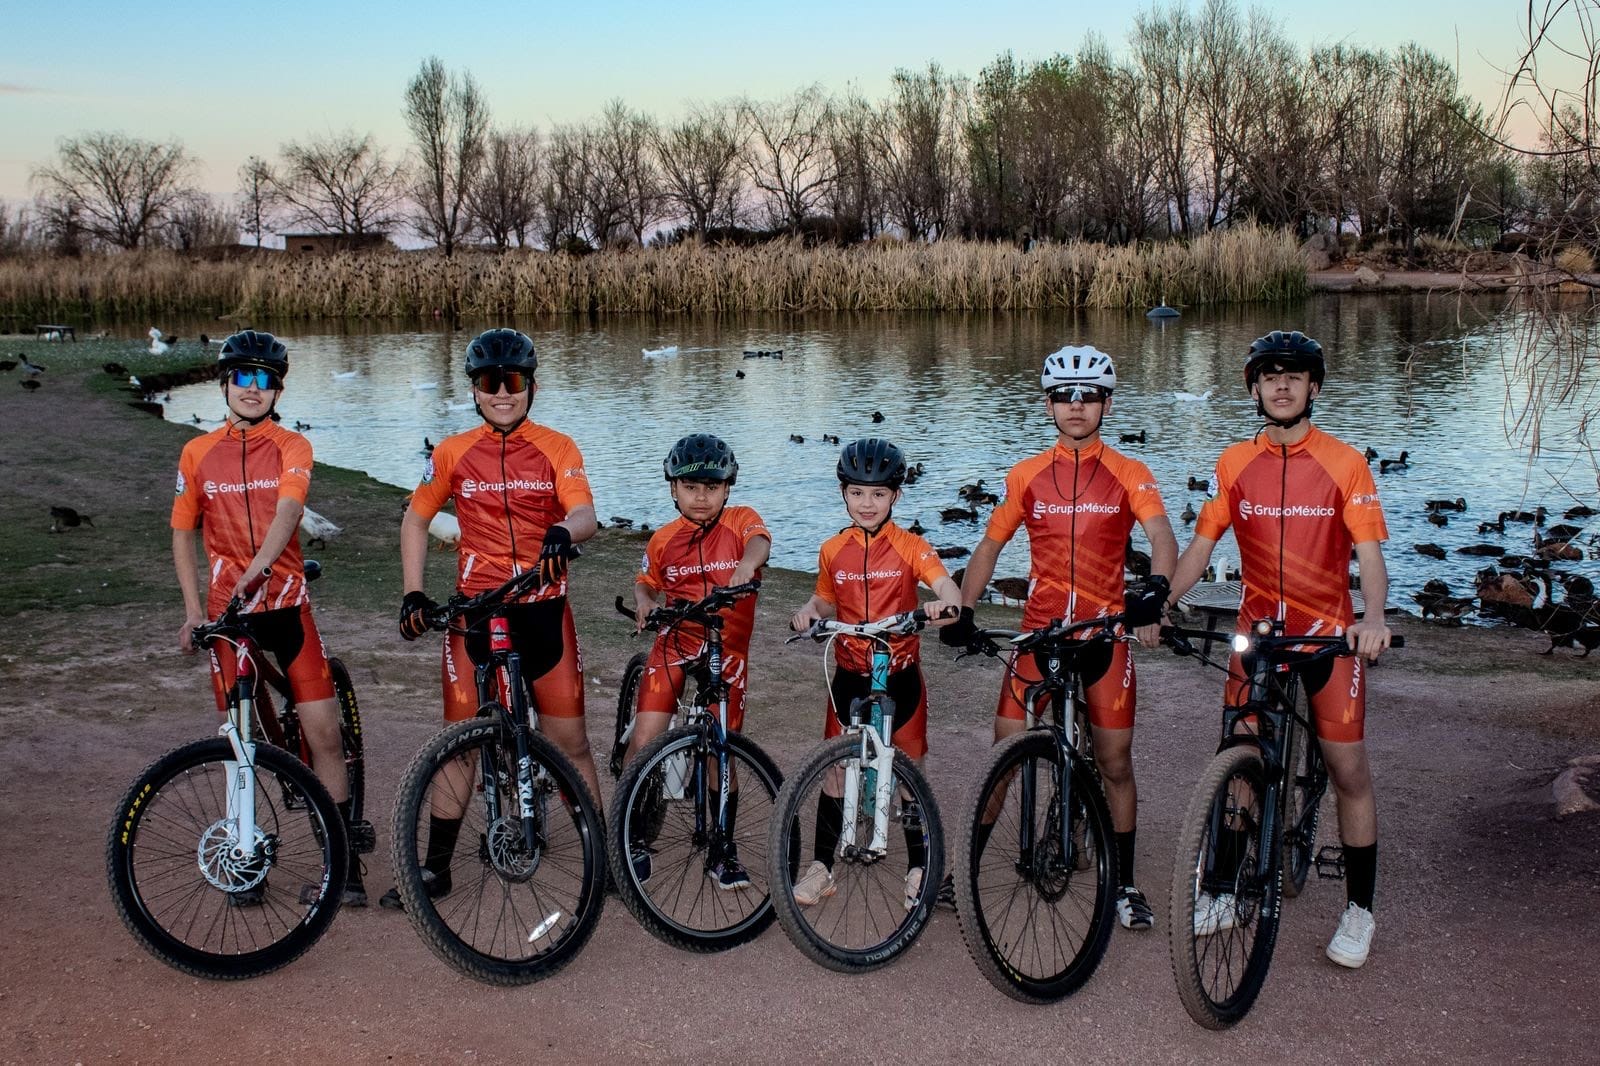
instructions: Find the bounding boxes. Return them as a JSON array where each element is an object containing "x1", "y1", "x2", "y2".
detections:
[{"x1": 664, "y1": 433, "x2": 738, "y2": 484}]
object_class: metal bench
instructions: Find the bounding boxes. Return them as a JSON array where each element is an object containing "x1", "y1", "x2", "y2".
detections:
[{"x1": 34, "y1": 324, "x2": 76, "y2": 341}]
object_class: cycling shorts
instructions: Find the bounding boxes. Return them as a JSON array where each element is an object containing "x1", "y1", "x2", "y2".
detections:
[
  {"x1": 208, "y1": 602, "x2": 335, "y2": 711},
  {"x1": 1224, "y1": 651, "x2": 1366, "y2": 743},
  {"x1": 995, "y1": 640, "x2": 1136, "y2": 731},
  {"x1": 637, "y1": 634, "x2": 752, "y2": 733},
  {"x1": 824, "y1": 665, "x2": 929, "y2": 760},
  {"x1": 442, "y1": 599, "x2": 585, "y2": 722}
]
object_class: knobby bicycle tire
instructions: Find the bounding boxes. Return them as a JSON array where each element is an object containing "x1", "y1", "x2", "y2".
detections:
[
  {"x1": 106, "y1": 737, "x2": 347, "y2": 980},
  {"x1": 328, "y1": 657, "x2": 367, "y2": 829},
  {"x1": 953, "y1": 730, "x2": 1117, "y2": 1003},
  {"x1": 607, "y1": 726, "x2": 784, "y2": 952},
  {"x1": 390, "y1": 717, "x2": 606, "y2": 985},
  {"x1": 767, "y1": 733, "x2": 944, "y2": 973},
  {"x1": 1168, "y1": 745, "x2": 1281, "y2": 1029},
  {"x1": 610, "y1": 652, "x2": 648, "y2": 778}
]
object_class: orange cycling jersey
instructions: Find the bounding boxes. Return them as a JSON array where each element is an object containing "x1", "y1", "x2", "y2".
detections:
[
  {"x1": 639, "y1": 505, "x2": 770, "y2": 653},
  {"x1": 813, "y1": 521, "x2": 950, "y2": 674},
  {"x1": 984, "y1": 440, "x2": 1166, "y2": 629},
  {"x1": 409, "y1": 421, "x2": 593, "y2": 597},
  {"x1": 171, "y1": 420, "x2": 313, "y2": 615},
  {"x1": 1195, "y1": 424, "x2": 1388, "y2": 633}
]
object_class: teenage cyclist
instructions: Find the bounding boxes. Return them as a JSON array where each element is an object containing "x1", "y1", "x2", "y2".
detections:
[
  {"x1": 626, "y1": 433, "x2": 772, "y2": 889},
  {"x1": 941, "y1": 346, "x2": 1177, "y2": 931},
  {"x1": 1166, "y1": 329, "x2": 1392, "y2": 969},
  {"x1": 171, "y1": 330, "x2": 366, "y2": 906},
  {"x1": 789, "y1": 438, "x2": 963, "y2": 910},
  {"x1": 386, "y1": 327, "x2": 600, "y2": 910}
]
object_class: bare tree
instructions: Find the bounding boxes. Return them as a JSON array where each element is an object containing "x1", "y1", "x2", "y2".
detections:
[
  {"x1": 877, "y1": 65, "x2": 966, "y2": 240},
  {"x1": 592, "y1": 100, "x2": 663, "y2": 245},
  {"x1": 165, "y1": 191, "x2": 237, "y2": 250},
  {"x1": 0, "y1": 200, "x2": 41, "y2": 256},
  {"x1": 236, "y1": 156, "x2": 275, "y2": 247},
  {"x1": 1075, "y1": 37, "x2": 1162, "y2": 243},
  {"x1": 468, "y1": 127, "x2": 541, "y2": 250},
  {"x1": 1131, "y1": 5, "x2": 1200, "y2": 235},
  {"x1": 654, "y1": 103, "x2": 746, "y2": 236},
  {"x1": 404, "y1": 56, "x2": 490, "y2": 255},
  {"x1": 271, "y1": 131, "x2": 407, "y2": 235},
  {"x1": 740, "y1": 87, "x2": 836, "y2": 233},
  {"x1": 539, "y1": 125, "x2": 589, "y2": 250},
  {"x1": 825, "y1": 89, "x2": 883, "y2": 241},
  {"x1": 31, "y1": 132, "x2": 194, "y2": 249}
]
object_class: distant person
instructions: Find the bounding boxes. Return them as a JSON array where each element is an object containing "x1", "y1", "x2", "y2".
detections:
[
  {"x1": 942, "y1": 346, "x2": 1176, "y2": 931},
  {"x1": 170, "y1": 329, "x2": 366, "y2": 905},
  {"x1": 623, "y1": 433, "x2": 771, "y2": 889},
  {"x1": 1165, "y1": 330, "x2": 1393, "y2": 969},
  {"x1": 388, "y1": 328, "x2": 599, "y2": 909},
  {"x1": 789, "y1": 438, "x2": 963, "y2": 909}
]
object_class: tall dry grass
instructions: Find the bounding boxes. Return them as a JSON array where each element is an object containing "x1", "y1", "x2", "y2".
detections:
[{"x1": 0, "y1": 226, "x2": 1307, "y2": 321}]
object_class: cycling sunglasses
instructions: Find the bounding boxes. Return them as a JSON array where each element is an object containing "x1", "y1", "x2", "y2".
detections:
[
  {"x1": 228, "y1": 367, "x2": 283, "y2": 390},
  {"x1": 1047, "y1": 385, "x2": 1109, "y2": 405},
  {"x1": 471, "y1": 368, "x2": 533, "y2": 394}
]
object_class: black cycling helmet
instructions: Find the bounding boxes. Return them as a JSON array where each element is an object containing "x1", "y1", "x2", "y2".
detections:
[
  {"x1": 664, "y1": 433, "x2": 738, "y2": 485},
  {"x1": 837, "y1": 437, "x2": 907, "y2": 489},
  {"x1": 1244, "y1": 330, "x2": 1325, "y2": 388},
  {"x1": 465, "y1": 328, "x2": 538, "y2": 379},
  {"x1": 217, "y1": 330, "x2": 288, "y2": 379}
]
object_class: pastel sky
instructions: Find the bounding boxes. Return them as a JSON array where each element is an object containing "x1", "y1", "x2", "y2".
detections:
[{"x1": 0, "y1": 0, "x2": 1563, "y2": 205}]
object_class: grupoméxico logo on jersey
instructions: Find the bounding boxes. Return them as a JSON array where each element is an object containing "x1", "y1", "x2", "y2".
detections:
[
  {"x1": 1238, "y1": 499, "x2": 1337, "y2": 521},
  {"x1": 459, "y1": 476, "x2": 554, "y2": 499},
  {"x1": 174, "y1": 471, "x2": 186, "y2": 496},
  {"x1": 838, "y1": 567, "x2": 904, "y2": 583},
  {"x1": 1032, "y1": 500, "x2": 1121, "y2": 519},
  {"x1": 202, "y1": 476, "x2": 280, "y2": 497},
  {"x1": 666, "y1": 558, "x2": 738, "y2": 583}
]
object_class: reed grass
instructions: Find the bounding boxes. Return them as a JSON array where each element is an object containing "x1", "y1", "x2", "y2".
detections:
[{"x1": 0, "y1": 226, "x2": 1308, "y2": 321}]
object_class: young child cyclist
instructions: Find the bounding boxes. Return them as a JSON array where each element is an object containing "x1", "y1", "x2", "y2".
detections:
[
  {"x1": 625, "y1": 433, "x2": 772, "y2": 890},
  {"x1": 789, "y1": 438, "x2": 963, "y2": 910},
  {"x1": 386, "y1": 327, "x2": 600, "y2": 910},
  {"x1": 1165, "y1": 330, "x2": 1393, "y2": 969},
  {"x1": 941, "y1": 346, "x2": 1177, "y2": 930},
  {"x1": 171, "y1": 330, "x2": 367, "y2": 906}
]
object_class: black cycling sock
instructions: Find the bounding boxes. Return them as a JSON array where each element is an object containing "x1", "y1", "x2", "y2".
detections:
[
  {"x1": 1215, "y1": 826, "x2": 1249, "y2": 879},
  {"x1": 903, "y1": 804, "x2": 928, "y2": 871},
  {"x1": 1344, "y1": 842, "x2": 1376, "y2": 911},
  {"x1": 1115, "y1": 830, "x2": 1137, "y2": 887},
  {"x1": 973, "y1": 817, "x2": 995, "y2": 857},
  {"x1": 815, "y1": 793, "x2": 844, "y2": 869},
  {"x1": 425, "y1": 815, "x2": 463, "y2": 875}
]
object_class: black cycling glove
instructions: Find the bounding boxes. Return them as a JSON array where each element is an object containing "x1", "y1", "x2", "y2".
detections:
[
  {"x1": 538, "y1": 525, "x2": 574, "y2": 587},
  {"x1": 1124, "y1": 575, "x2": 1170, "y2": 629},
  {"x1": 938, "y1": 605, "x2": 979, "y2": 647},
  {"x1": 400, "y1": 590, "x2": 438, "y2": 641}
]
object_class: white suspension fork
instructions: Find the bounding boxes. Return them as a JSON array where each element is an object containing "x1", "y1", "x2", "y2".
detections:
[{"x1": 220, "y1": 699, "x2": 258, "y2": 857}]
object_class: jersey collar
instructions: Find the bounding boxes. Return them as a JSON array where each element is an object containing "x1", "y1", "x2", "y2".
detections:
[{"x1": 1052, "y1": 438, "x2": 1107, "y2": 462}]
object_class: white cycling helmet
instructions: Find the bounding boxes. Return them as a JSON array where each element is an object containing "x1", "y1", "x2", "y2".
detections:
[{"x1": 1041, "y1": 345, "x2": 1117, "y2": 394}]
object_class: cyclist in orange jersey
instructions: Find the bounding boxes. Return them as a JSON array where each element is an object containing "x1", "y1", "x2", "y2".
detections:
[
  {"x1": 624, "y1": 433, "x2": 771, "y2": 890},
  {"x1": 387, "y1": 329, "x2": 599, "y2": 910},
  {"x1": 171, "y1": 330, "x2": 366, "y2": 905},
  {"x1": 942, "y1": 346, "x2": 1177, "y2": 930},
  {"x1": 789, "y1": 438, "x2": 963, "y2": 910},
  {"x1": 1166, "y1": 329, "x2": 1393, "y2": 969}
]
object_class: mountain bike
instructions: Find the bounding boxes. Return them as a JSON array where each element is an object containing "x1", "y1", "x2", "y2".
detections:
[
  {"x1": 947, "y1": 613, "x2": 1123, "y2": 1003},
  {"x1": 767, "y1": 609, "x2": 945, "y2": 973},
  {"x1": 608, "y1": 581, "x2": 785, "y2": 951},
  {"x1": 107, "y1": 567, "x2": 348, "y2": 979},
  {"x1": 1162, "y1": 618, "x2": 1403, "y2": 1029},
  {"x1": 389, "y1": 566, "x2": 606, "y2": 985}
]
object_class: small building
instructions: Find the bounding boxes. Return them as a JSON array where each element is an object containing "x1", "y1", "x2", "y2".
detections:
[{"x1": 281, "y1": 232, "x2": 393, "y2": 256}]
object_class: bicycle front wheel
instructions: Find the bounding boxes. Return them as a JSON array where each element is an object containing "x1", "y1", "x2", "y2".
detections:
[
  {"x1": 767, "y1": 734, "x2": 944, "y2": 973},
  {"x1": 390, "y1": 717, "x2": 606, "y2": 985},
  {"x1": 1280, "y1": 699, "x2": 1324, "y2": 899},
  {"x1": 608, "y1": 726, "x2": 783, "y2": 952},
  {"x1": 328, "y1": 656, "x2": 374, "y2": 853},
  {"x1": 953, "y1": 729, "x2": 1117, "y2": 1003},
  {"x1": 106, "y1": 738, "x2": 347, "y2": 980},
  {"x1": 1168, "y1": 744, "x2": 1281, "y2": 1029},
  {"x1": 610, "y1": 652, "x2": 647, "y2": 778}
]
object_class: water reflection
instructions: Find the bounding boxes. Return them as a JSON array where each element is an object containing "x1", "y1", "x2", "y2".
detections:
[{"x1": 164, "y1": 297, "x2": 1598, "y2": 617}]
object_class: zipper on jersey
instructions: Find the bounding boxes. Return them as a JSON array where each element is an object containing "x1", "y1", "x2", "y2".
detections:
[{"x1": 498, "y1": 430, "x2": 521, "y2": 577}]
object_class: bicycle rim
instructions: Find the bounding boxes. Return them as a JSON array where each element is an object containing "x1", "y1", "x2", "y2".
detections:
[
  {"x1": 954, "y1": 730, "x2": 1116, "y2": 1002},
  {"x1": 391, "y1": 718, "x2": 605, "y2": 985},
  {"x1": 106, "y1": 738, "x2": 346, "y2": 980}
]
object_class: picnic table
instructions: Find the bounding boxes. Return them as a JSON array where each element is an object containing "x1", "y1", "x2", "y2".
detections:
[
  {"x1": 34, "y1": 324, "x2": 75, "y2": 341},
  {"x1": 1176, "y1": 580, "x2": 1393, "y2": 654}
]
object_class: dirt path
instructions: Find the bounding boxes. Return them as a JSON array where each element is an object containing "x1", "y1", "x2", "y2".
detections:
[{"x1": 2, "y1": 353, "x2": 1596, "y2": 1064}]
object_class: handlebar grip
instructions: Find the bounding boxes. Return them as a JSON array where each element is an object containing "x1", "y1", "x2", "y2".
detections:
[
  {"x1": 241, "y1": 567, "x2": 272, "y2": 597},
  {"x1": 614, "y1": 595, "x2": 638, "y2": 621}
]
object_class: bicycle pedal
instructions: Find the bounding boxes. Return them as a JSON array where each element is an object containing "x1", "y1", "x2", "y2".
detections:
[
  {"x1": 1314, "y1": 844, "x2": 1346, "y2": 879},
  {"x1": 348, "y1": 820, "x2": 377, "y2": 854}
]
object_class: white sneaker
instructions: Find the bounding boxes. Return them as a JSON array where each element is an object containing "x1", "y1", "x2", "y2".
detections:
[
  {"x1": 1193, "y1": 891, "x2": 1237, "y2": 936},
  {"x1": 903, "y1": 867, "x2": 924, "y2": 912},
  {"x1": 1325, "y1": 903, "x2": 1375, "y2": 968},
  {"x1": 793, "y1": 860, "x2": 836, "y2": 907}
]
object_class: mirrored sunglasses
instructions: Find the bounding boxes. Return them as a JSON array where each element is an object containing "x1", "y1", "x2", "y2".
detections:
[
  {"x1": 229, "y1": 367, "x2": 282, "y2": 390},
  {"x1": 1047, "y1": 385, "x2": 1108, "y2": 405},
  {"x1": 472, "y1": 368, "x2": 532, "y2": 394}
]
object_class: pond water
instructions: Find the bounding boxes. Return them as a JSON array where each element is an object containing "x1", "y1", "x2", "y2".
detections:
[{"x1": 161, "y1": 296, "x2": 1599, "y2": 615}]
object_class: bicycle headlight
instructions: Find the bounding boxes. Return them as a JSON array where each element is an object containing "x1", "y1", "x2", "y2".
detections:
[{"x1": 1231, "y1": 633, "x2": 1251, "y2": 654}]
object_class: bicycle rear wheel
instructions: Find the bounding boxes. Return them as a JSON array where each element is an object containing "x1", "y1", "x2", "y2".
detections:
[
  {"x1": 767, "y1": 734, "x2": 943, "y2": 973},
  {"x1": 953, "y1": 730, "x2": 1117, "y2": 1003},
  {"x1": 390, "y1": 717, "x2": 606, "y2": 985},
  {"x1": 608, "y1": 726, "x2": 783, "y2": 951},
  {"x1": 106, "y1": 738, "x2": 347, "y2": 979},
  {"x1": 1280, "y1": 700, "x2": 1324, "y2": 899},
  {"x1": 610, "y1": 652, "x2": 648, "y2": 778},
  {"x1": 1168, "y1": 745, "x2": 1281, "y2": 1029}
]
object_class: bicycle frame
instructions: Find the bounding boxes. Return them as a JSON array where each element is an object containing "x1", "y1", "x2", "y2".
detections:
[
  {"x1": 839, "y1": 639, "x2": 898, "y2": 857},
  {"x1": 473, "y1": 613, "x2": 549, "y2": 856}
]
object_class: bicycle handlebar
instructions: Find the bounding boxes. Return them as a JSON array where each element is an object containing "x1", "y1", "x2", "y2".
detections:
[
  {"x1": 615, "y1": 580, "x2": 762, "y2": 632},
  {"x1": 786, "y1": 605, "x2": 951, "y2": 645},
  {"x1": 957, "y1": 611, "x2": 1132, "y2": 660},
  {"x1": 189, "y1": 567, "x2": 273, "y2": 648},
  {"x1": 425, "y1": 547, "x2": 584, "y2": 630},
  {"x1": 1160, "y1": 621, "x2": 1404, "y2": 661}
]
